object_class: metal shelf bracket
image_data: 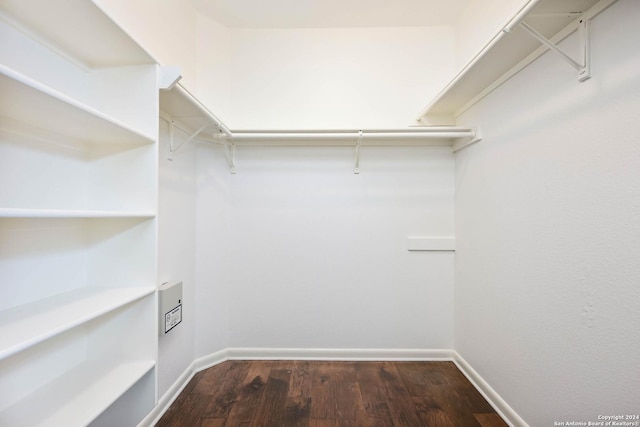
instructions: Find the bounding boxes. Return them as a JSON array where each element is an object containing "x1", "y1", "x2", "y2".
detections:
[
  {"x1": 224, "y1": 140, "x2": 237, "y2": 174},
  {"x1": 169, "y1": 122, "x2": 209, "y2": 159},
  {"x1": 354, "y1": 130, "x2": 363, "y2": 174},
  {"x1": 519, "y1": 18, "x2": 591, "y2": 82},
  {"x1": 453, "y1": 127, "x2": 483, "y2": 153}
]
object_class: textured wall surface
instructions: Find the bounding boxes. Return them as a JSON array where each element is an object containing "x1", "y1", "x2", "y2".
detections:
[
  {"x1": 157, "y1": 120, "x2": 197, "y2": 396},
  {"x1": 454, "y1": 1, "x2": 640, "y2": 424},
  {"x1": 196, "y1": 145, "x2": 455, "y2": 351}
]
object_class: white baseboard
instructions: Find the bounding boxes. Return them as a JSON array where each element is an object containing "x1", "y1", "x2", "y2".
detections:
[
  {"x1": 193, "y1": 348, "x2": 229, "y2": 372},
  {"x1": 452, "y1": 351, "x2": 529, "y2": 427},
  {"x1": 137, "y1": 360, "x2": 196, "y2": 427},
  {"x1": 140, "y1": 348, "x2": 526, "y2": 427},
  {"x1": 225, "y1": 347, "x2": 453, "y2": 361}
]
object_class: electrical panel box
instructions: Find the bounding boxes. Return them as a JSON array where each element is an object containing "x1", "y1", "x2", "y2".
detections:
[{"x1": 159, "y1": 281, "x2": 182, "y2": 335}]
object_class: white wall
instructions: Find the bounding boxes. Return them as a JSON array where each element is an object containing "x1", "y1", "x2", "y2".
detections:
[
  {"x1": 194, "y1": 143, "x2": 233, "y2": 358},
  {"x1": 454, "y1": 0, "x2": 526, "y2": 71},
  {"x1": 92, "y1": 0, "x2": 198, "y2": 88},
  {"x1": 197, "y1": 144, "x2": 455, "y2": 350},
  {"x1": 157, "y1": 120, "x2": 197, "y2": 396},
  {"x1": 454, "y1": 1, "x2": 640, "y2": 424},
  {"x1": 221, "y1": 26, "x2": 455, "y2": 129},
  {"x1": 195, "y1": 13, "x2": 233, "y2": 124}
]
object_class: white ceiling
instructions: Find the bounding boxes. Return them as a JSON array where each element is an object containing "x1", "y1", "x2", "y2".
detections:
[{"x1": 193, "y1": 0, "x2": 471, "y2": 29}]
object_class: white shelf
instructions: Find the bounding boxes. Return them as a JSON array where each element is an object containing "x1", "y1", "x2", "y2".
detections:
[
  {"x1": 0, "y1": 64, "x2": 155, "y2": 145},
  {"x1": 0, "y1": 0, "x2": 154, "y2": 69},
  {"x1": 160, "y1": 83, "x2": 232, "y2": 138},
  {"x1": 0, "y1": 359, "x2": 155, "y2": 427},
  {"x1": 0, "y1": 287, "x2": 155, "y2": 361},
  {"x1": 417, "y1": 0, "x2": 615, "y2": 122},
  {"x1": 0, "y1": 208, "x2": 155, "y2": 218}
]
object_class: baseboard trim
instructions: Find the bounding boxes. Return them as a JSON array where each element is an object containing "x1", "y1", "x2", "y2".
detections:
[
  {"x1": 226, "y1": 347, "x2": 453, "y2": 361},
  {"x1": 138, "y1": 360, "x2": 196, "y2": 427},
  {"x1": 140, "y1": 348, "x2": 526, "y2": 427},
  {"x1": 452, "y1": 351, "x2": 529, "y2": 427},
  {"x1": 193, "y1": 348, "x2": 229, "y2": 372}
]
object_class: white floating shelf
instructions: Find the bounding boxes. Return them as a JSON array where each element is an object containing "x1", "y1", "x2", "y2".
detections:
[
  {"x1": 0, "y1": 359, "x2": 155, "y2": 427},
  {"x1": 417, "y1": 0, "x2": 617, "y2": 123},
  {"x1": 0, "y1": 65, "x2": 155, "y2": 145},
  {"x1": 0, "y1": 0, "x2": 154, "y2": 68},
  {"x1": 407, "y1": 237, "x2": 456, "y2": 251},
  {"x1": 0, "y1": 208, "x2": 156, "y2": 218},
  {"x1": 0, "y1": 287, "x2": 155, "y2": 361}
]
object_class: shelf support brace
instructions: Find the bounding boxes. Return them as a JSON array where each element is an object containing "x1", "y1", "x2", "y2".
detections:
[
  {"x1": 168, "y1": 120, "x2": 176, "y2": 161},
  {"x1": 453, "y1": 127, "x2": 483, "y2": 153},
  {"x1": 170, "y1": 122, "x2": 209, "y2": 158},
  {"x1": 519, "y1": 19, "x2": 591, "y2": 82},
  {"x1": 224, "y1": 141, "x2": 236, "y2": 174},
  {"x1": 354, "y1": 130, "x2": 362, "y2": 174}
]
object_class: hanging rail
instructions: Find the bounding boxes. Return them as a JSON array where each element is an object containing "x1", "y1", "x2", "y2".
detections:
[{"x1": 227, "y1": 129, "x2": 475, "y2": 142}]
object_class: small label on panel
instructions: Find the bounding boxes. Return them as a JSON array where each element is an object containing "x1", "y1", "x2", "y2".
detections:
[{"x1": 164, "y1": 304, "x2": 182, "y2": 333}]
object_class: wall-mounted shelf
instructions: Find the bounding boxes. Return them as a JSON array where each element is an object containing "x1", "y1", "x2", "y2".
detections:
[
  {"x1": 0, "y1": 208, "x2": 156, "y2": 218},
  {"x1": 407, "y1": 237, "x2": 456, "y2": 251},
  {"x1": 0, "y1": 1, "x2": 159, "y2": 425},
  {"x1": 160, "y1": 80, "x2": 480, "y2": 173},
  {"x1": 160, "y1": 82, "x2": 231, "y2": 139},
  {"x1": 0, "y1": 360, "x2": 155, "y2": 427},
  {"x1": 0, "y1": 65, "x2": 154, "y2": 145},
  {"x1": 0, "y1": 0, "x2": 154, "y2": 69},
  {"x1": 0, "y1": 287, "x2": 155, "y2": 360},
  {"x1": 417, "y1": 0, "x2": 618, "y2": 124}
]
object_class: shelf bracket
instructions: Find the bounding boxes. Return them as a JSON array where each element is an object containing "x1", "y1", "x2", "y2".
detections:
[
  {"x1": 519, "y1": 19, "x2": 591, "y2": 82},
  {"x1": 453, "y1": 127, "x2": 483, "y2": 153},
  {"x1": 169, "y1": 122, "x2": 209, "y2": 159},
  {"x1": 354, "y1": 130, "x2": 362, "y2": 174},
  {"x1": 224, "y1": 141, "x2": 237, "y2": 174},
  {"x1": 168, "y1": 119, "x2": 176, "y2": 161}
]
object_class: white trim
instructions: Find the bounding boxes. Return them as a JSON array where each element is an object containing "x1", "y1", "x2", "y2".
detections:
[
  {"x1": 225, "y1": 347, "x2": 453, "y2": 361},
  {"x1": 137, "y1": 349, "x2": 229, "y2": 427},
  {"x1": 193, "y1": 348, "x2": 230, "y2": 372},
  {"x1": 137, "y1": 361, "x2": 196, "y2": 427},
  {"x1": 452, "y1": 351, "x2": 529, "y2": 427}
]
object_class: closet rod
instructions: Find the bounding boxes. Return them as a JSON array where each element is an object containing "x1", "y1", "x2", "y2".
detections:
[{"x1": 228, "y1": 130, "x2": 475, "y2": 141}]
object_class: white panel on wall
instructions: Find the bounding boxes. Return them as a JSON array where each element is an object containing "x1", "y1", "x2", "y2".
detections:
[
  {"x1": 407, "y1": 237, "x2": 455, "y2": 251},
  {"x1": 454, "y1": 0, "x2": 640, "y2": 424}
]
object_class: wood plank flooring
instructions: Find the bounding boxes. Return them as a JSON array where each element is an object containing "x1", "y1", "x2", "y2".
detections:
[{"x1": 156, "y1": 361, "x2": 507, "y2": 427}]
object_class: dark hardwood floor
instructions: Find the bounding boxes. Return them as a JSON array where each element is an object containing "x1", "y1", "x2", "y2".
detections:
[{"x1": 156, "y1": 361, "x2": 507, "y2": 427}]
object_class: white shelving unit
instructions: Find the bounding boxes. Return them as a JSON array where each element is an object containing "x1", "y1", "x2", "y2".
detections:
[
  {"x1": 417, "y1": 0, "x2": 618, "y2": 124},
  {"x1": 0, "y1": 1, "x2": 159, "y2": 425},
  {"x1": 0, "y1": 287, "x2": 155, "y2": 360},
  {"x1": 0, "y1": 208, "x2": 156, "y2": 218},
  {"x1": 1, "y1": 360, "x2": 155, "y2": 427}
]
